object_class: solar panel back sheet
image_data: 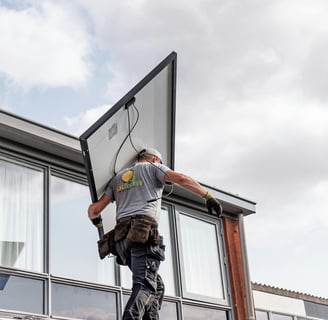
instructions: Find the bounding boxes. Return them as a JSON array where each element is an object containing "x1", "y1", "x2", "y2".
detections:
[{"x1": 80, "y1": 52, "x2": 177, "y2": 202}]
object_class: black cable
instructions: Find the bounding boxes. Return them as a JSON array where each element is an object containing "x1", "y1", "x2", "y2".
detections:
[
  {"x1": 127, "y1": 102, "x2": 141, "y2": 155},
  {"x1": 128, "y1": 102, "x2": 173, "y2": 197},
  {"x1": 112, "y1": 102, "x2": 140, "y2": 175},
  {"x1": 126, "y1": 102, "x2": 174, "y2": 199},
  {"x1": 111, "y1": 100, "x2": 174, "y2": 200}
]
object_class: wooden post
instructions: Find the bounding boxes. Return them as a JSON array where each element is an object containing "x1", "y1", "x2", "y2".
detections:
[{"x1": 223, "y1": 217, "x2": 253, "y2": 319}]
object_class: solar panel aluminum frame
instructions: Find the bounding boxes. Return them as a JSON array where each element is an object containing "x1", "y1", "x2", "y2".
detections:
[{"x1": 80, "y1": 52, "x2": 177, "y2": 202}]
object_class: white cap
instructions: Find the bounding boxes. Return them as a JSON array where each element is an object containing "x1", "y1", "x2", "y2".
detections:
[{"x1": 139, "y1": 148, "x2": 163, "y2": 163}]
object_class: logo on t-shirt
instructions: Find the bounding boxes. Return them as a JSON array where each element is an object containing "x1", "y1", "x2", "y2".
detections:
[
  {"x1": 121, "y1": 170, "x2": 134, "y2": 183},
  {"x1": 116, "y1": 169, "x2": 144, "y2": 192}
]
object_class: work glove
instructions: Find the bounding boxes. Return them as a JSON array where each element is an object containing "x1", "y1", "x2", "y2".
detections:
[
  {"x1": 91, "y1": 216, "x2": 103, "y2": 227},
  {"x1": 203, "y1": 192, "x2": 223, "y2": 218}
]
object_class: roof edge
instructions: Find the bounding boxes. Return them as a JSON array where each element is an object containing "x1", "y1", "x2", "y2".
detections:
[{"x1": 252, "y1": 282, "x2": 328, "y2": 304}]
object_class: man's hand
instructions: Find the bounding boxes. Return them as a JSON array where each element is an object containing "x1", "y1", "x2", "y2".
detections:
[
  {"x1": 203, "y1": 192, "x2": 223, "y2": 218},
  {"x1": 88, "y1": 203, "x2": 101, "y2": 220},
  {"x1": 87, "y1": 194, "x2": 112, "y2": 221},
  {"x1": 88, "y1": 203, "x2": 104, "y2": 227}
]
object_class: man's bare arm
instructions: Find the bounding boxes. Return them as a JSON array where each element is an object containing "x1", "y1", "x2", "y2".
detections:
[
  {"x1": 88, "y1": 193, "x2": 112, "y2": 219},
  {"x1": 164, "y1": 170, "x2": 207, "y2": 197},
  {"x1": 164, "y1": 169, "x2": 223, "y2": 217}
]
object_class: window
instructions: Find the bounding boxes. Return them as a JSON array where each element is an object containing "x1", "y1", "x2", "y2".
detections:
[
  {"x1": 0, "y1": 273, "x2": 45, "y2": 314},
  {"x1": 159, "y1": 301, "x2": 179, "y2": 319},
  {"x1": 123, "y1": 294, "x2": 178, "y2": 319},
  {"x1": 52, "y1": 282, "x2": 117, "y2": 320},
  {"x1": 271, "y1": 314, "x2": 293, "y2": 320},
  {"x1": 183, "y1": 304, "x2": 227, "y2": 320},
  {"x1": 158, "y1": 206, "x2": 175, "y2": 296},
  {"x1": 256, "y1": 310, "x2": 269, "y2": 320},
  {"x1": 0, "y1": 157, "x2": 44, "y2": 272},
  {"x1": 178, "y1": 211, "x2": 224, "y2": 301},
  {"x1": 50, "y1": 174, "x2": 115, "y2": 285}
]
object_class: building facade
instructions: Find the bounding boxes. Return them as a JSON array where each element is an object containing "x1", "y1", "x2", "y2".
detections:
[
  {"x1": 253, "y1": 283, "x2": 328, "y2": 320},
  {"x1": 0, "y1": 109, "x2": 294, "y2": 320}
]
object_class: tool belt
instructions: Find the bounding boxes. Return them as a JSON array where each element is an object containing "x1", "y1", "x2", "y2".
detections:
[{"x1": 97, "y1": 214, "x2": 160, "y2": 259}]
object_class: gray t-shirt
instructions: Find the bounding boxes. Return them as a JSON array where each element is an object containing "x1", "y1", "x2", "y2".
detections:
[{"x1": 105, "y1": 162, "x2": 170, "y2": 222}]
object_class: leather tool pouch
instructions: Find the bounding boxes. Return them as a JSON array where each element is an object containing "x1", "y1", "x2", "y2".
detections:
[
  {"x1": 114, "y1": 220, "x2": 131, "y2": 242},
  {"x1": 97, "y1": 229, "x2": 117, "y2": 259},
  {"x1": 126, "y1": 216, "x2": 160, "y2": 244}
]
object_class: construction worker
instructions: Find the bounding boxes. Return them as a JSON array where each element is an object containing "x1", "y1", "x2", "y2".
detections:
[{"x1": 88, "y1": 148, "x2": 222, "y2": 320}]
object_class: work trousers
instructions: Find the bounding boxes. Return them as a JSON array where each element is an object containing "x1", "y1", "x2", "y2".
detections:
[{"x1": 115, "y1": 238, "x2": 165, "y2": 320}]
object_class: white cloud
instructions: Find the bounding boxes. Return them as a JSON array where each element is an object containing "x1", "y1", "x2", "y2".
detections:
[
  {"x1": 0, "y1": 1, "x2": 92, "y2": 90},
  {"x1": 64, "y1": 104, "x2": 110, "y2": 136}
]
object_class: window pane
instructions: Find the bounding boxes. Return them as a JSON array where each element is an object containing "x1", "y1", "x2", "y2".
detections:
[
  {"x1": 158, "y1": 207, "x2": 175, "y2": 296},
  {"x1": 256, "y1": 310, "x2": 269, "y2": 320},
  {"x1": 183, "y1": 304, "x2": 227, "y2": 320},
  {"x1": 52, "y1": 282, "x2": 117, "y2": 320},
  {"x1": 159, "y1": 301, "x2": 178, "y2": 320},
  {"x1": 120, "y1": 207, "x2": 175, "y2": 296},
  {"x1": 272, "y1": 314, "x2": 293, "y2": 320},
  {"x1": 123, "y1": 294, "x2": 178, "y2": 320},
  {"x1": 50, "y1": 175, "x2": 115, "y2": 285},
  {"x1": 0, "y1": 158, "x2": 44, "y2": 272},
  {"x1": 0, "y1": 273, "x2": 45, "y2": 314},
  {"x1": 179, "y1": 213, "x2": 224, "y2": 300}
]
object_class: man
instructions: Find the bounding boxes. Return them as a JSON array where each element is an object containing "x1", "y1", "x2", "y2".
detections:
[{"x1": 88, "y1": 148, "x2": 222, "y2": 320}]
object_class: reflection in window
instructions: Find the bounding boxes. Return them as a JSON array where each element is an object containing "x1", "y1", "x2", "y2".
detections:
[
  {"x1": 0, "y1": 273, "x2": 44, "y2": 314},
  {"x1": 52, "y1": 282, "x2": 117, "y2": 320},
  {"x1": 256, "y1": 310, "x2": 269, "y2": 320},
  {"x1": 183, "y1": 304, "x2": 227, "y2": 320},
  {"x1": 179, "y1": 213, "x2": 224, "y2": 300},
  {"x1": 120, "y1": 207, "x2": 175, "y2": 296},
  {"x1": 50, "y1": 175, "x2": 115, "y2": 285},
  {"x1": 0, "y1": 158, "x2": 44, "y2": 272}
]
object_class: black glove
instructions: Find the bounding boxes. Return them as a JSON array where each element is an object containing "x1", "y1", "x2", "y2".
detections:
[
  {"x1": 203, "y1": 192, "x2": 223, "y2": 218},
  {"x1": 91, "y1": 216, "x2": 103, "y2": 227}
]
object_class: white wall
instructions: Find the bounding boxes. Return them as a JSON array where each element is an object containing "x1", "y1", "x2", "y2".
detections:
[{"x1": 253, "y1": 290, "x2": 307, "y2": 317}]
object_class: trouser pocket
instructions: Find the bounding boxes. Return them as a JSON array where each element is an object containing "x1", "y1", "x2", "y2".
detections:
[
  {"x1": 145, "y1": 257, "x2": 161, "y2": 291},
  {"x1": 146, "y1": 236, "x2": 165, "y2": 261}
]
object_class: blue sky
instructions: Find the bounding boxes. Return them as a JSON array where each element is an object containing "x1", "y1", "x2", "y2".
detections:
[{"x1": 1, "y1": 0, "x2": 328, "y2": 299}]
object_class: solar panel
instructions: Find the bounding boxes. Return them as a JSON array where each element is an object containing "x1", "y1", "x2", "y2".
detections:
[{"x1": 80, "y1": 52, "x2": 177, "y2": 202}]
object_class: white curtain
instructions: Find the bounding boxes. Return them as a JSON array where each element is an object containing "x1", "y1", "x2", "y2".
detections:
[
  {"x1": 0, "y1": 158, "x2": 44, "y2": 272},
  {"x1": 179, "y1": 213, "x2": 224, "y2": 299}
]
